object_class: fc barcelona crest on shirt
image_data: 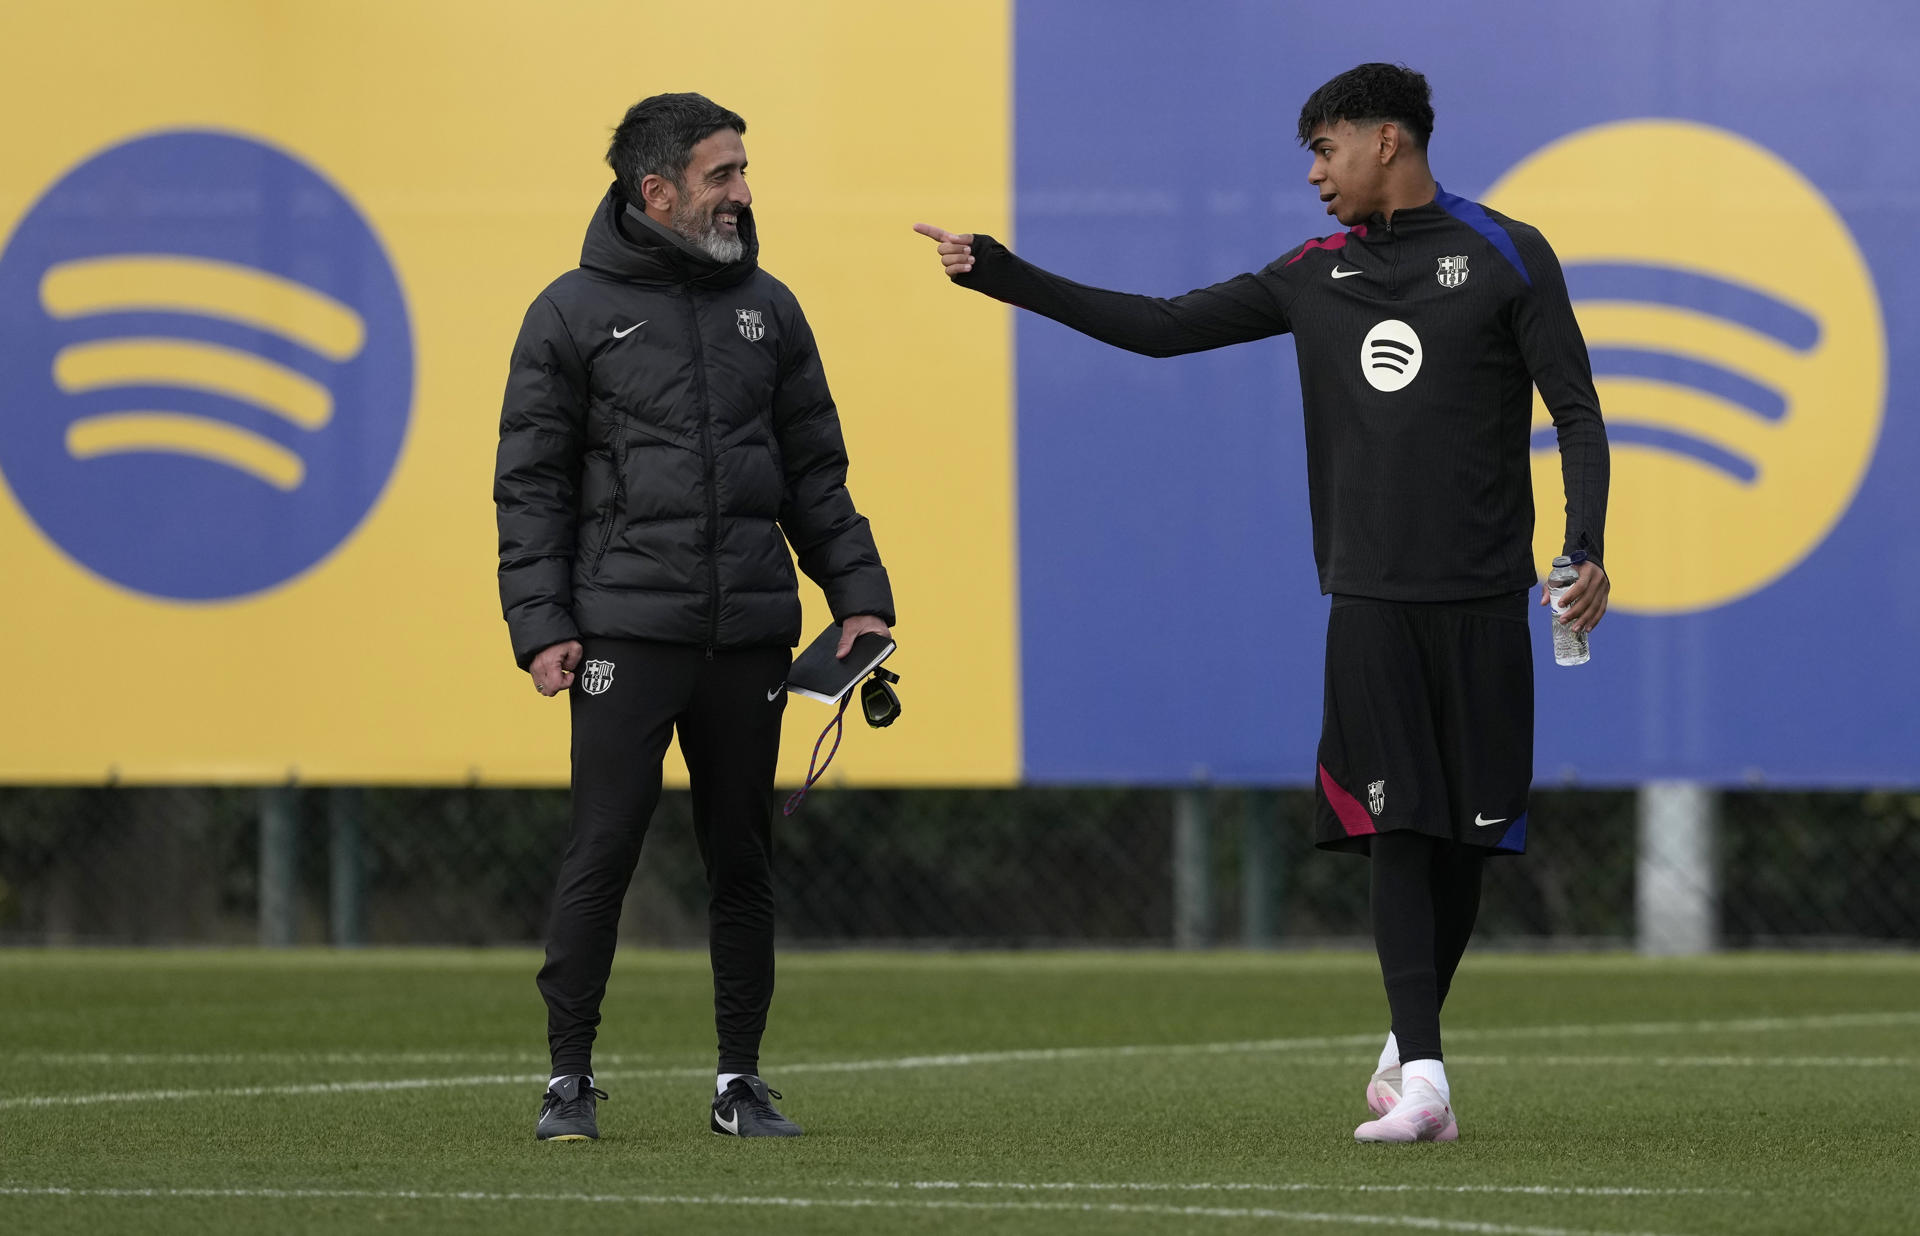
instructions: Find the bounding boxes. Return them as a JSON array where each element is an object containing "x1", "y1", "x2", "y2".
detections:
[
  {"x1": 1367, "y1": 779, "x2": 1386, "y2": 816},
  {"x1": 1435, "y1": 255, "x2": 1469, "y2": 289},
  {"x1": 735, "y1": 308, "x2": 765, "y2": 341},
  {"x1": 580, "y1": 659, "x2": 615, "y2": 696}
]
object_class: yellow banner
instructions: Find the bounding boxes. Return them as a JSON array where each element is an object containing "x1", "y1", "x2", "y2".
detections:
[{"x1": 0, "y1": 1, "x2": 1017, "y2": 786}]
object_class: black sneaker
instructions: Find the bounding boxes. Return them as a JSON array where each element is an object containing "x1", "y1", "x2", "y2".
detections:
[
  {"x1": 711, "y1": 1076, "x2": 803, "y2": 1137},
  {"x1": 536, "y1": 1075, "x2": 607, "y2": 1142}
]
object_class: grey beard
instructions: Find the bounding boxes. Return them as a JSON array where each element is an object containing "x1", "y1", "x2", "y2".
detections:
[
  {"x1": 695, "y1": 230, "x2": 746, "y2": 264},
  {"x1": 672, "y1": 205, "x2": 745, "y2": 263}
]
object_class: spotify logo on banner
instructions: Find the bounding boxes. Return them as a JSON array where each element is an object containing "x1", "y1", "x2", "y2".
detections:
[
  {"x1": 0, "y1": 131, "x2": 413, "y2": 600},
  {"x1": 1485, "y1": 120, "x2": 1885, "y2": 614}
]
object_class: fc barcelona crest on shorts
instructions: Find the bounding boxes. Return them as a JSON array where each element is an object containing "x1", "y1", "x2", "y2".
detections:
[
  {"x1": 735, "y1": 308, "x2": 765, "y2": 341},
  {"x1": 580, "y1": 659, "x2": 615, "y2": 696},
  {"x1": 1435, "y1": 255, "x2": 1469, "y2": 289},
  {"x1": 1367, "y1": 779, "x2": 1386, "y2": 816}
]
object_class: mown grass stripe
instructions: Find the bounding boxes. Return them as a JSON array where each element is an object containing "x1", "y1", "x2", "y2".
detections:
[
  {"x1": 0, "y1": 1184, "x2": 1695, "y2": 1236},
  {"x1": 840, "y1": 1179, "x2": 1743, "y2": 1198},
  {"x1": 5, "y1": 1011, "x2": 1915, "y2": 1110}
]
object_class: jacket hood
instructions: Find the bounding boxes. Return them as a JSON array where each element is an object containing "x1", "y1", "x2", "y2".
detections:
[{"x1": 579, "y1": 184, "x2": 759, "y2": 289}]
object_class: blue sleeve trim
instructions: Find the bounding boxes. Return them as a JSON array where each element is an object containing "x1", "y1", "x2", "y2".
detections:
[{"x1": 1434, "y1": 185, "x2": 1531, "y2": 287}]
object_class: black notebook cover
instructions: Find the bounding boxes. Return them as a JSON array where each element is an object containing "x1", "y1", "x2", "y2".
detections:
[{"x1": 785, "y1": 624, "x2": 896, "y2": 704}]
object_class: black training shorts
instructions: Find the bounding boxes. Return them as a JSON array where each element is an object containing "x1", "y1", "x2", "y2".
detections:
[{"x1": 1313, "y1": 592, "x2": 1533, "y2": 856}]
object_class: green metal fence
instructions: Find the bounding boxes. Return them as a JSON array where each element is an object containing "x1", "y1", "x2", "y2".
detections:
[{"x1": 0, "y1": 786, "x2": 1914, "y2": 948}]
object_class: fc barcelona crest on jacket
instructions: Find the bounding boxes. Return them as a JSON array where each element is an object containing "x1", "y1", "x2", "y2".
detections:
[
  {"x1": 735, "y1": 308, "x2": 765, "y2": 341},
  {"x1": 1435, "y1": 255, "x2": 1469, "y2": 289},
  {"x1": 580, "y1": 659, "x2": 615, "y2": 696},
  {"x1": 1367, "y1": 779, "x2": 1386, "y2": 816}
]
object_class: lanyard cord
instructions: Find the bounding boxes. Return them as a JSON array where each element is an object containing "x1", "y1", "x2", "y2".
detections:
[{"x1": 782, "y1": 692, "x2": 851, "y2": 817}]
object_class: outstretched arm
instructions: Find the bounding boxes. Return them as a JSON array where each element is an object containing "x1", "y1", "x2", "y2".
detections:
[{"x1": 913, "y1": 223, "x2": 1290, "y2": 357}]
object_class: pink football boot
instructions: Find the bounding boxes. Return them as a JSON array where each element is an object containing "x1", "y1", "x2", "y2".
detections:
[
  {"x1": 1365, "y1": 1064, "x2": 1402, "y2": 1117},
  {"x1": 1353, "y1": 1078, "x2": 1458, "y2": 1142}
]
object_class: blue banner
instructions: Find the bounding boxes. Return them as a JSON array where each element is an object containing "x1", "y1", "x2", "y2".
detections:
[{"x1": 1013, "y1": 0, "x2": 1918, "y2": 785}]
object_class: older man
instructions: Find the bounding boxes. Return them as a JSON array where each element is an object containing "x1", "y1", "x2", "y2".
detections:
[{"x1": 498, "y1": 92, "x2": 893, "y2": 1142}]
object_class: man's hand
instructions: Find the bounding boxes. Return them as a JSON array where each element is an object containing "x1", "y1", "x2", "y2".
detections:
[
  {"x1": 530, "y1": 640, "x2": 583, "y2": 696},
  {"x1": 836, "y1": 614, "x2": 892, "y2": 659},
  {"x1": 913, "y1": 223, "x2": 975, "y2": 277},
  {"x1": 1540, "y1": 561, "x2": 1609, "y2": 634}
]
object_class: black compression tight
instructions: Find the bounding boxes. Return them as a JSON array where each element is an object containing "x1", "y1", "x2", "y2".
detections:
[{"x1": 1369, "y1": 831, "x2": 1487, "y2": 1064}]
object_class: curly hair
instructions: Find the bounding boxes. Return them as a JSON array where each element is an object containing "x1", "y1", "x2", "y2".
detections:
[{"x1": 1296, "y1": 63, "x2": 1433, "y2": 150}]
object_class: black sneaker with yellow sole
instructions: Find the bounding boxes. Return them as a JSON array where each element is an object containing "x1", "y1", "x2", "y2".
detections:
[
  {"x1": 536, "y1": 1075, "x2": 607, "y2": 1142},
  {"x1": 710, "y1": 1076, "x2": 802, "y2": 1137}
]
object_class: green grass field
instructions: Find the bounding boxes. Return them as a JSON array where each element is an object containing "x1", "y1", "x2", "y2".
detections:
[{"x1": 2, "y1": 950, "x2": 1916, "y2": 1235}]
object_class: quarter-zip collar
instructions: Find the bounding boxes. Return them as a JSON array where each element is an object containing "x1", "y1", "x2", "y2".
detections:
[{"x1": 1362, "y1": 183, "x2": 1451, "y2": 239}]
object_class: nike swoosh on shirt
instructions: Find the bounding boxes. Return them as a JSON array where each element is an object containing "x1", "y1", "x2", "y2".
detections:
[
  {"x1": 1474, "y1": 814, "x2": 1508, "y2": 827},
  {"x1": 612, "y1": 321, "x2": 647, "y2": 338},
  {"x1": 767, "y1": 685, "x2": 785, "y2": 702},
  {"x1": 1331, "y1": 267, "x2": 1362, "y2": 279}
]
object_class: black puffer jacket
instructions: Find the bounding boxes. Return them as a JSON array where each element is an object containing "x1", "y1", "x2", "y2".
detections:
[{"x1": 496, "y1": 188, "x2": 893, "y2": 667}]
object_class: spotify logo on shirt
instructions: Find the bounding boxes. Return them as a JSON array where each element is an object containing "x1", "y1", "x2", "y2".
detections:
[
  {"x1": 1485, "y1": 120, "x2": 1885, "y2": 614},
  {"x1": 1361, "y1": 319, "x2": 1423, "y2": 392},
  {"x1": 0, "y1": 131, "x2": 414, "y2": 600}
]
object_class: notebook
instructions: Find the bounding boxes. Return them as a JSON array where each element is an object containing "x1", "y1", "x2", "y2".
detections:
[{"x1": 785, "y1": 623, "x2": 896, "y2": 705}]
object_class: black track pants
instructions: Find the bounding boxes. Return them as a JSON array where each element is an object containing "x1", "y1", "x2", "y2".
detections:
[
  {"x1": 536, "y1": 638, "x2": 791, "y2": 1078},
  {"x1": 1369, "y1": 830, "x2": 1486, "y2": 1063}
]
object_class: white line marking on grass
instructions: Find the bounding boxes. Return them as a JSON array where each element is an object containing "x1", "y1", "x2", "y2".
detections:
[
  {"x1": 1480, "y1": 1056, "x2": 1917, "y2": 1069},
  {"x1": 3, "y1": 1050, "x2": 683, "y2": 1067},
  {"x1": 7, "y1": 1010, "x2": 1915, "y2": 1111},
  {"x1": 0, "y1": 1073, "x2": 556, "y2": 1111},
  {"x1": 0, "y1": 1185, "x2": 1699, "y2": 1235},
  {"x1": 842, "y1": 1179, "x2": 1743, "y2": 1199},
  {"x1": 18, "y1": 1052, "x2": 1904, "y2": 1111},
  {"x1": 7, "y1": 1052, "x2": 543, "y2": 1067},
  {"x1": 0, "y1": 1038, "x2": 1387, "y2": 1071},
  {"x1": 1444, "y1": 1011, "x2": 1920, "y2": 1044},
  {"x1": 760, "y1": 1033, "x2": 1383, "y2": 1071},
  {"x1": 1257, "y1": 1054, "x2": 1918, "y2": 1070}
]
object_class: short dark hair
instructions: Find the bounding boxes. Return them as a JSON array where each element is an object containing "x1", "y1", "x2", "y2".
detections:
[
  {"x1": 606, "y1": 92, "x2": 747, "y2": 202},
  {"x1": 1296, "y1": 63, "x2": 1433, "y2": 151}
]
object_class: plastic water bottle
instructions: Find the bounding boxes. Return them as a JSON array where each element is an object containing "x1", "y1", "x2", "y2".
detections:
[{"x1": 1547, "y1": 555, "x2": 1590, "y2": 666}]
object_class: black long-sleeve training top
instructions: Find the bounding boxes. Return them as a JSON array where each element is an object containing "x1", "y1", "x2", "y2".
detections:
[{"x1": 954, "y1": 186, "x2": 1609, "y2": 602}]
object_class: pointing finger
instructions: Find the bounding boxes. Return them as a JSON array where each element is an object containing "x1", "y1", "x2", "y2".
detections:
[{"x1": 915, "y1": 222, "x2": 976, "y2": 246}]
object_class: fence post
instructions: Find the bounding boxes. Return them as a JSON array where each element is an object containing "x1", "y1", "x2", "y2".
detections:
[
  {"x1": 1173, "y1": 787, "x2": 1211, "y2": 949},
  {"x1": 1636, "y1": 780, "x2": 1719, "y2": 955},
  {"x1": 329, "y1": 787, "x2": 365, "y2": 947},
  {"x1": 258, "y1": 784, "x2": 299, "y2": 947},
  {"x1": 1241, "y1": 789, "x2": 1279, "y2": 947}
]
